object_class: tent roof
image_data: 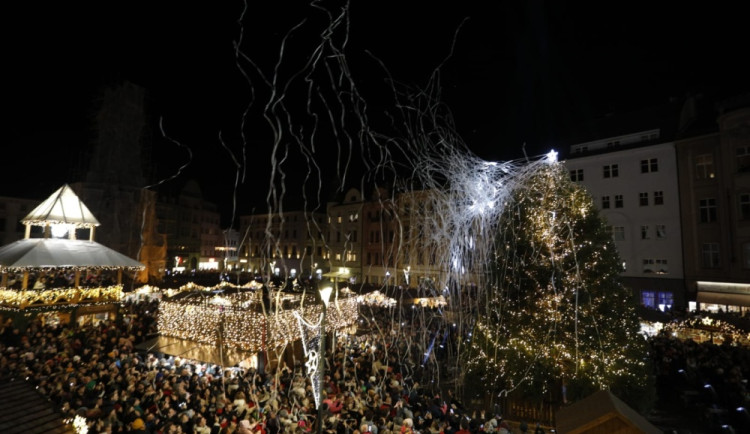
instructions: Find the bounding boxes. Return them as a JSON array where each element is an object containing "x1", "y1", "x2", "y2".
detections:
[
  {"x1": 21, "y1": 184, "x2": 100, "y2": 228},
  {"x1": 555, "y1": 390, "x2": 661, "y2": 434},
  {"x1": 0, "y1": 238, "x2": 144, "y2": 270}
]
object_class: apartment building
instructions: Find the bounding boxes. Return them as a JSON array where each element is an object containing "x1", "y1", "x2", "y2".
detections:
[
  {"x1": 675, "y1": 98, "x2": 750, "y2": 313},
  {"x1": 325, "y1": 188, "x2": 363, "y2": 283},
  {"x1": 237, "y1": 209, "x2": 327, "y2": 279},
  {"x1": 156, "y1": 180, "x2": 221, "y2": 273},
  {"x1": 565, "y1": 130, "x2": 685, "y2": 310}
]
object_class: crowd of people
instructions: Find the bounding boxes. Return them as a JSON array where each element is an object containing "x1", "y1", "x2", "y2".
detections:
[
  {"x1": 0, "y1": 299, "x2": 546, "y2": 434},
  {"x1": 650, "y1": 330, "x2": 750, "y2": 432},
  {"x1": 8, "y1": 294, "x2": 750, "y2": 433}
]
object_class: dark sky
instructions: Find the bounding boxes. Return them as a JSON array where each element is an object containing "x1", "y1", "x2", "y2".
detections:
[{"x1": 3, "y1": 1, "x2": 747, "y2": 220}]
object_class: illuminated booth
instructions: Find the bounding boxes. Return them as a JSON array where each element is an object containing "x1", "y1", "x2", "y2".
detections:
[
  {"x1": 0, "y1": 185, "x2": 145, "y2": 327},
  {"x1": 152, "y1": 284, "x2": 360, "y2": 368}
]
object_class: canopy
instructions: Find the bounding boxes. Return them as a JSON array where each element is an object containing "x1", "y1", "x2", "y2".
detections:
[
  {"x1": 21, "y1": 184, "x2": 100, "y2": 228},
  {"x1": 0, "y1": 238, "x2": 144, "y2": 270}
]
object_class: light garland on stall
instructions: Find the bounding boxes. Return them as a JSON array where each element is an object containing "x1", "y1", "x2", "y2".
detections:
[
  {"x1": 157, "y1": 293, "x2": 359, "y2": 352},
  {"x1": 0, "y1": 286, "x2": 122, "y2": 309}
]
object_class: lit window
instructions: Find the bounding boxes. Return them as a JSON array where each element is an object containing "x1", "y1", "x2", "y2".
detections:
[
  {"x1": 642, "y1": 291, "x2": 656, "y2": 308},
  {"x1": 696, "y1": 154, "x2": 715, "y2": 179},
  {"x1": 658, "y1": 291, "x2": 673, "y2": 308}
]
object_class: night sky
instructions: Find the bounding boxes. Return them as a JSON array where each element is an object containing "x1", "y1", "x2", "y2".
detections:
[{"x1": 3, "y1": 1, "x2": 747, "y2": 221}]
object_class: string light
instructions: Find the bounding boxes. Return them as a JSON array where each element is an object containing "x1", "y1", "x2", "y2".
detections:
[
  {"x1": 158, "y1": 293, "x2": 359, "y2": 352},
  {"x1": 0, "y1": 286, "x2": 123, "y2": 309}
]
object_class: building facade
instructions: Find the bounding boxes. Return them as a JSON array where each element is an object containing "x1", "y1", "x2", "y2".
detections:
[
  {"x1": 675, "y1": 101, "x2": 750, "y2": 313},
  {"x1": 238, "y1": 210, "x2": 327, "y2": 280},
  {"x1": 325, "y1": 188, "x2": 364, "y2": 283},
  {"x1": 156, "y1": 180, "x2": 222, "y2": 274},
  {"x1": 564, "y1": 133, "x2": 685, "y2": 310}
]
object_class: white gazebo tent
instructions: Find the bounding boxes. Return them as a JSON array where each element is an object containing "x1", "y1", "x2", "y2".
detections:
[{"x1": 0, "y1": 185, "x2": 144, "y2": 312}]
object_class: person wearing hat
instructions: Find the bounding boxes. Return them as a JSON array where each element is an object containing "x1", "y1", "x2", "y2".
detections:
[{"x1": 130, "y1": 417, "x2": 147, "y2": 433}]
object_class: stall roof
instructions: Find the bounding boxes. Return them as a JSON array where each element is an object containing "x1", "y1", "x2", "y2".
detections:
[
  {"x1": 555, "y1": 390, "x2": 661, "y2": 434},
  {"x1": 0, "y1": 238, "x2": 144, "y2": 270}
]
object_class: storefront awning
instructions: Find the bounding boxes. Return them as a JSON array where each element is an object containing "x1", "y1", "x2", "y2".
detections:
[{"x1": 697, "y1": 291, "x2": 750, "y2": 308}]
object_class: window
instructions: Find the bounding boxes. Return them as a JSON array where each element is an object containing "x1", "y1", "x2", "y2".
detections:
[
  {"x1": 743, "y1": 243, "x2": 750, "y2": 269},
  {"x1": 641, "y1": 225, "x2": 650, "y2": 240},
  {"x1": 702, "y1": 243, "x2": 720, "y2": 268},
  {"x1": 639, "y1": 192, "x2": 649, "y2": 206},
  {"x1": 740, "y1": 193, "x2": 750, "y2": 220},
  {"x1": 737, "y1": 145, "x2": 750, "y2": 172},
  {"x1": 699, "y1": 198, "x2": 717, "y2": 223},
  {"x1": 570, "y1": 169, "x2": 584, "y2": 182},
  {"x1": 603, "y1": 164, "x2": 619, "y2": 178},
  {"x1": 611, "y1": 226, "x2": 625, "y2": 241},
  {"x1": 656, "y1": 225, "x2": 666, "y2": 238},
  {"x1": 601, "y1": 196, "x2": 610, "y2": 209},
  {"x1": 642, "y1": 259, "x2": 668, "y2": 274},
  {"x1": 658, "y1": 291, "x2": 673, "y2": 308},
  {"x1": 615, "y1": 195, "x2": 624, "y2": 208},
  {"x1": 654, "y1": 191, "x2": 664, "y2": 205},
  {"x1": 642, "y1": 291, "x2": 656, "y2": 308},
  {"x1": 696, "y1": 154, "x2": 715, "y2": 179},
  {"x1": 641, "y1": 158, "x2": 658, "y2": 173},
  {"x1": 642, "y1": 291, "x2": 673, "y2": 309}
]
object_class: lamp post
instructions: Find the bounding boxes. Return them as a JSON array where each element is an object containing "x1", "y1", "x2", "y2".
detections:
[{"x1": 317, "y1": 285, "x2": 333, "y2": 434}]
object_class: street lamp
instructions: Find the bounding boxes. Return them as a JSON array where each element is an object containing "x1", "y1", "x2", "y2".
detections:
[{"x1": 317, "y1": 285, "x2": 333, "y2": 434}]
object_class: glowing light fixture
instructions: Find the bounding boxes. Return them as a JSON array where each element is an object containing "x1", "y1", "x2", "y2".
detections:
[{"x1": 51, "y1": 223, "x2": 74, "y2": 238}]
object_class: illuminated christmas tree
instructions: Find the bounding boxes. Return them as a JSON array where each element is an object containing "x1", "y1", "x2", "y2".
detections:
[{"x1": 466, "y1": 163, "x2": 654, "y2": 412}]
